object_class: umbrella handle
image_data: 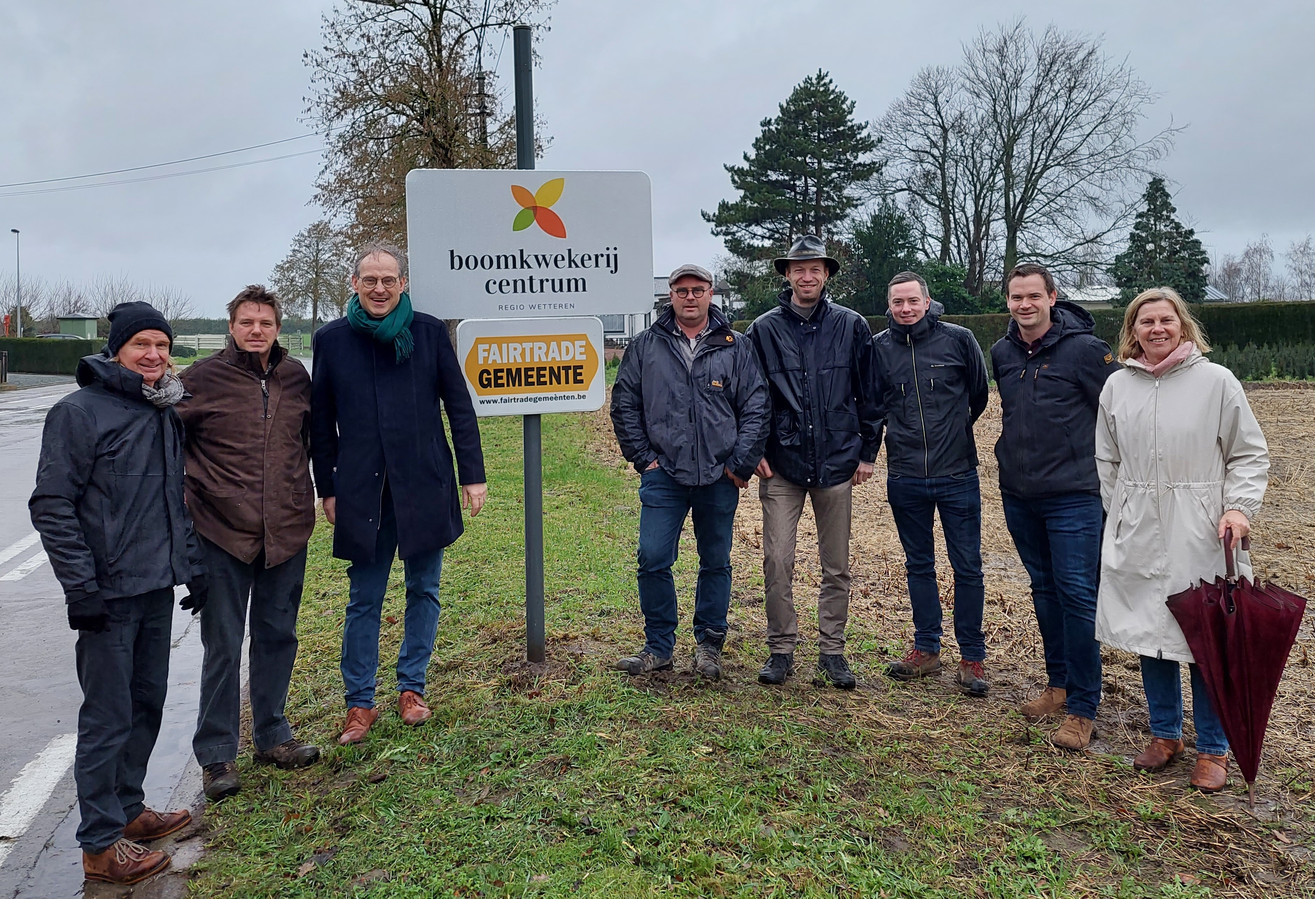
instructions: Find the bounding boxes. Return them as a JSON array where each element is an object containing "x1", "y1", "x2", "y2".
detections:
[{"x1": 1222, "y1": 528, "x2": 1252, "y2": 582}]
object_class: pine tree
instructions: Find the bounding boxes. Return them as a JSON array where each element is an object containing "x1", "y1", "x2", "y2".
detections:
[
  {"x1": 1109, "y1": 177, "x2": 1209, "y2": 304},
  {"x1": 702, "y1": 71, "x2": 879, "y2": 266},
  {"x1": 846, "y1": 201, "x2": 919, "y2": 315}
]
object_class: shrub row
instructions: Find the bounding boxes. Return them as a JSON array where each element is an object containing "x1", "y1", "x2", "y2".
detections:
[
  {"x1": 1210, "y1": 343, "x2": 1315, "y2": 381},
  {"x1": 0, "y1": 338, "x2": 101, "y2": 375}
]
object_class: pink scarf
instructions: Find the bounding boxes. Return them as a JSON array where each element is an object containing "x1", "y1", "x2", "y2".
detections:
[{"x1": 1137, "y1": 340, "x2": 1195, "y2": 378}]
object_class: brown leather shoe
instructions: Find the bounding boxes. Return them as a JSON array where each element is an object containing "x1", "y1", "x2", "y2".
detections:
[
  {"x1": 1051, "y1": 715, "x2": 1095, "y2": 751},
  {"x1": 83, "y1": 838, "x2": 170, "y2": 884},
  {"x1": 338, "y1": 706, "x2": 380, "y2": 745},
  {"x1": 398, "y1": 690, "x2": 432, "y2": 726},
  {"x1": 1019, "y1": 686, "x2": 1067, "y2": 720},
  {"x1": 122, "y1": 807, "x2": 191, "y2": 842},
  {"x1": 1190, "y1": 753, "x2": 1228, "y2": 792},
  {"x1": 1133, "y1": 736, "x2": 1185, "y2": 772}
]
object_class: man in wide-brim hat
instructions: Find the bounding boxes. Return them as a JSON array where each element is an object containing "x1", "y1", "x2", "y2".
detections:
[{"x1": 745, "y1": 235, "x2": 881, "y2": 690}]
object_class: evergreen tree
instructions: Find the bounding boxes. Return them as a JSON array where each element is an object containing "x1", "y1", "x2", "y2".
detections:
[
  {"x1": 1108, "y1": 177, "x2": 1209, "y2": 304},
  {"x1": 847, "y1": 201, "x2": 919, "y2": 315},
  {"x1": 703, "y1": 71, "x2": 879, "y2": 269}
]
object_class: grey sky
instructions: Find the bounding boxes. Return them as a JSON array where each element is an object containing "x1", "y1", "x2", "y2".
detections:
[{"x1": 2, "y1": 0, "x2": 1311, "y2": 318}]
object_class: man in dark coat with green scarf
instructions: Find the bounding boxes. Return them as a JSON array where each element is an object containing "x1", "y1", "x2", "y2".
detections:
[{"x1": 311, "y1": 241, "x2": 486, "y2": 746}]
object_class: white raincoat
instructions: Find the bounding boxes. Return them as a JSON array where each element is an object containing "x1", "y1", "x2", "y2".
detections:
[{"x1": 1094, "y1": 349, "x2": 1269, "y2": 662}]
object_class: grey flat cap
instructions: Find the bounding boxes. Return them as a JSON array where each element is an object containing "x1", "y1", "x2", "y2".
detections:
[{"x1": 668, "y1": 263, "x2": 714, "y2": 284}]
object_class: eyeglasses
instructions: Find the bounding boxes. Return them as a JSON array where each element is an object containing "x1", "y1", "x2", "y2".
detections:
[
  {"x1": 359, "y1": 276, "x2": 400, "y2": 289},
  {"x1": 673, "y1": 286, "x2": 709, "y2": 298}
]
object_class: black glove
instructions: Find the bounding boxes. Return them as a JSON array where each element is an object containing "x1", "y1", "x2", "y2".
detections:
[
  {"x1": 179, "y1": 576, "x2": 209, "y2": 615},
  {"x1": 67, "y1": 593, "x2": 109, "y2": 633}
]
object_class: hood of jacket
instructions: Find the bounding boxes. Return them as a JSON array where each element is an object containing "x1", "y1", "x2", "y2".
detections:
[
  {"x1": 885, "y1": 300, "x2": 945, "y2": 344},
  {"x1": 76, "y1": 352, "x2": 148, "y2": 397}
]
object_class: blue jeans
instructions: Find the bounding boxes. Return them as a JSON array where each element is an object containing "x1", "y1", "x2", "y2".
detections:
[
  {"x1": 1140, "y1": 655, "x2": 1229, "y2": 756},
  {"x1": 342, "y1": 499, "x2": 444, "y2": 708},
  {"x1": 887, "y1": 471, "x2": 985, "y2": 662},
  {"x1": 1001, "y1": 492, "x2": 1103, "y2": 719},
  {"x1": 636, "y1": 467, "x2": 740, "y2": 658}
]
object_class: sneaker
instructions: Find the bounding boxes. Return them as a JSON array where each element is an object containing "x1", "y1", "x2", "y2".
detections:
[
  {"x1": 614, "y1": 648, "x2": 673, "y2": 676},
  {"x1": 202, "y1": 761, "x2": 240, "y2": 802},
  {"x1": 1051, "y1": 715, "x2": 1095, "y2": 751},
  {"x1": 956, "y1": 660, "x2": 989, "y2": 697},
  {"x1": 693, "y1": 643, "x2": 723, "y2": 680},
  {"x1": 886, "y1": 647, "x2": 942, "y2": 681},
  {"x1": 815, "y1": 653, "x2": 857, "y2": 690},
  {"x1": 757, "y1": 652, "x2": 795, "y2": 686},
  {"x1": 253, "y1": 738, "x2": 321, "y2": 769},
  {"x1": 1019, "y1": 686, "x2": 1067, "y2": 720}
]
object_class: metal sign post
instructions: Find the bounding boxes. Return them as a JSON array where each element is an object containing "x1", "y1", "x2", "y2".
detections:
[{"x1": 513, "y1": 24, "x2": 545, "y2": 663}]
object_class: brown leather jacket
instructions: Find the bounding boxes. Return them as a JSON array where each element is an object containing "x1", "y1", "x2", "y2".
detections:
[{"x1": 178, "y1": 340, "x2": 314, "y2": 567}]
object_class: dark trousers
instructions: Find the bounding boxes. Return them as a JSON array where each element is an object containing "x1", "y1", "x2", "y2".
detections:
[
  {"x1": 636, "y1": 467, "x2": 740, "y2": 657},
  {"x1": 1001, "y1": 492, "x2": 1104, "y2": 719},
  {"x1": 74, "y1": 589, "x2": 173, "y2": 853},
  {"x1": 193, "y1": 536, "x2": 307, "y2": 765},
  {"x1": 887, "y1": 471, "x2": 986, "y2": 662}
]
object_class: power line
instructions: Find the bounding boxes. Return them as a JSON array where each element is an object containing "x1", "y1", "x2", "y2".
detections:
[
  {"x1": 0, "y1": 149, "x2": 324, "y2": 198},
  {"x1": 0, "y1": 133, "x2": 321, "y2": 190}
]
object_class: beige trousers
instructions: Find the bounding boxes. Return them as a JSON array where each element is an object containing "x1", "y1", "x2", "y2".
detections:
[{"x1": 759, "y1": 474, "x2": 852, "y2": 654}]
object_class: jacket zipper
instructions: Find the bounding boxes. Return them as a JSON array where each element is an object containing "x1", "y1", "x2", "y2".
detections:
[{"x1": 910, "y1": 338, "x2": 930, "y2": 477}]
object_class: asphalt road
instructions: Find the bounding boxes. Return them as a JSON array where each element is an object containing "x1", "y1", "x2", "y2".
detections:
[{"x1": 0, "y1": 381, "x2": 205, "y2": 898}]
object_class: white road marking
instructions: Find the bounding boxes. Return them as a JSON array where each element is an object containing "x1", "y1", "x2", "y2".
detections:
[
  {"x1": 0, "y1": 733, "x2": 78, "y2": 869},
  {"x1": 0, "y1": 533, "x2": 40, "y2": 569},
  {"x1": 0, "y1": 551, "x2": 47, "y2": 582}
]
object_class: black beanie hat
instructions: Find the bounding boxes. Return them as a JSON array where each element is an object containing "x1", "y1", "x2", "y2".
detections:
[{"x1": 106, "y1": 302, "x2": 173, "y2": 357}]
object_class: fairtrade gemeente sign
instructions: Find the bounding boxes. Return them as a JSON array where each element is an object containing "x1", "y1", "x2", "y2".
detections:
[
  {"x1": 455, "y1": 317, "x2": 605, "y2": 417},
  {"x1": 406, "y1": 169, "x2": 653, "y2": 321}
]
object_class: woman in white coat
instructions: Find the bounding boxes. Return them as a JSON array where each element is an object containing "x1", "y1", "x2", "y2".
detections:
[{"x1": 1095, "y1": 287, "x2": 1268, "y2": 793}]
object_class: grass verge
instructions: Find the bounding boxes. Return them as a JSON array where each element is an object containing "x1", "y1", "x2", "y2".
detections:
[{"x1": 190, "y1": 410, "x2": 1315, "y2": 898}]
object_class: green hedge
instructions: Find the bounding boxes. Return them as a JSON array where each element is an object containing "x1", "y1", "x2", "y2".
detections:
[{"x1": 0, "y1": 338, "x2": 101, "y2": 374}]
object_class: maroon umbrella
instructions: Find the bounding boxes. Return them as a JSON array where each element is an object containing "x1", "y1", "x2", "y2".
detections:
[{"x1": 1166, "y1": 532, "x2": 1307, "y2": 807}]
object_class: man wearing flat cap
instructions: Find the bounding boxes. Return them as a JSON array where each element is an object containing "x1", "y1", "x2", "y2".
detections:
[
  {"x1": 610, "y1": 263, "x2": 770, "y2": 680},
  {"x1": 744, "y1": 236, "x2": 880, "y2": 689}
]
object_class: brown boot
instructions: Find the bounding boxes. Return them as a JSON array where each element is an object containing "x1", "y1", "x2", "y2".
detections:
[
  {"x1": 1051, "y1": 715, "x2": 1095, "y2": 751},
  {"x1": 1019, "y1": 686, "x2": 1067, "y2": 720},
  {"x1": 338, "y1": 706, "x2": 380, "y2": 745},
  {"x1": 122, "y1": 807, "x2": 191, "y2": 842},
  {"x1": 83, "y1": 838, "x2": 170, "y2": 884},
  {"x1": 1190, "y1": 753, "x2": 1228, "y2": 792},
  {"x1": 1133, "y1": 737, "x2": 1185, "y2": 772},
  {"x1": 398, "y1": 691, "x2": 433, "y2": 726}
]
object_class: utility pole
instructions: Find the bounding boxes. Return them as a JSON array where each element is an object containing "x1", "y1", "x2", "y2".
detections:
[{"x1": 10, "y1": 229, "x2": 20, "y2": 338}]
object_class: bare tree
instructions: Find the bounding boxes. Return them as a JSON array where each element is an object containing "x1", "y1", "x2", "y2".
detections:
[
  {"x1": 1286, "y1": 235, "x2": 1315, "y2": 301},
  {"x1": 960, "y1": 21, "x2": 1178, "y2": 278},
  {"x1": 1208, "y1": 253, "x2": 1243, "y2": 301},
  {"x1": 88, "y1": 276, "x2": 145, "y2": 318},
  {"x1": 144, "y1": 286, "x2": 197, "y2": 322},
  {"x1": 304, "y1": 0, "x2": 552, "y2": 244},
  {"x1": 1238, "y1": 235, "x2": 1275, "y2": 301},
  {"x1": 270, "y1": 220, "x2": 353, "y2": 329}
]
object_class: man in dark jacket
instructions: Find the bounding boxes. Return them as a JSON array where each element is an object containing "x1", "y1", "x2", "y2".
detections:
[
  {"x1": 992, "y1": 262, "x2": 1120, "y2": 749},
  {"x1": 610, "y1": 263, "x2": 769, "y2": 680},
  {"x1": 312, "y1": 241, "x2": 486, "y2": 745},
  {"x1": 30, "y1": 302, "x2": 203, "y2": 885},
  {"x1": 179, "y1": 285, "x2": 319, "y2": 802},
  {"x1": 745, "y1": 236, "x2": 881, "y2": 689},
  {"x1": 875, "y1": 272, "x2": 991, "y2": 697}
]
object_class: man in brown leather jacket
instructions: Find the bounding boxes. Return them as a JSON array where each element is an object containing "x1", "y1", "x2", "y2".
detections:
[{"x1": 178, "y1": 285, "x2": 319, "y2": 802}]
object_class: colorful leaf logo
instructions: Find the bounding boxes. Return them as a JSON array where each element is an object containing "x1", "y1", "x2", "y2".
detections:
[{"x1": 511, "y1": 178, "x2": 567, "y2": 238}]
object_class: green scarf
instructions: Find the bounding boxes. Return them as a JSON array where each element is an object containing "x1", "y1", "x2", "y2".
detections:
[{"x1": 346, "y1": 291, "x2": 415, "y2": 363}]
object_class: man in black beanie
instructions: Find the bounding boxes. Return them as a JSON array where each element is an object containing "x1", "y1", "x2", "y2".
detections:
[{"x1": 31, "y1": 300, "x2": 203, "y2": 884}]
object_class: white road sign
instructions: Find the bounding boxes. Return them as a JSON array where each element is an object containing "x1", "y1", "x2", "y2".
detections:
[{"x1": 406, "y1": 169, "x2": 653, "y2": 320}]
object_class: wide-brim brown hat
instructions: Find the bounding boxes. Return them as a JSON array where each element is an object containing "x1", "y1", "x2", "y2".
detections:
[{"x1": 773, "y1": 234, "x2": 840, "y2": 276}]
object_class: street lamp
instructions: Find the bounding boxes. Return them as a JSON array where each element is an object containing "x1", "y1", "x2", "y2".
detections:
[{"x1": 9, "y1": 229, "x2": 19, "y2": 338}]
